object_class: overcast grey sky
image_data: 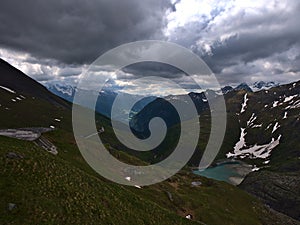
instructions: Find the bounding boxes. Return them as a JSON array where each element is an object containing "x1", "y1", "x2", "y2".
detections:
[{"x1": 0, "y1": 0, "x2": 300, "y2": 90}]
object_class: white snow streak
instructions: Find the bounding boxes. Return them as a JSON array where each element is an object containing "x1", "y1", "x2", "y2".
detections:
[
  {"x1": 272, "y1": 101, "x2": 279, "y2": 108},
  {"x1": 240, "y1": 94, "x2": 248, "y2": 113},
  {"x1": 272, "y1": 122, "x2": 280, "y2": 133},
  {"x1": 0, "y1": 86, "x2": 16, "y2": 94},
  {"x1": 247, "y1": 113, "x2": 257, "y2": 127},
  {"x1": 290, "y1": 100, "x2": 300, "y2": 109},
  {"x1": 266, "y1": 124, "x2": 272, "y2": 130},
  {"x1": 252, "y1": 124, "x2": 263, "y2": 128},
  {"x1": 283, "y1": 94, "x2": 298, "y2": 103},
  {"x1": 252, "y1": 166, "x2": 260, "y2": 172},
  {"x1": 283, "y1": 112, "x2": 288, "y2": 119}
]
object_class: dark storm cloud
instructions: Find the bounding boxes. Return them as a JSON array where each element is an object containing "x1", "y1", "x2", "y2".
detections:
[
  {"x1": 0, "y1": 0, "x2": 171, "y2": 65},
  {"x1": 114, "y1": 61, "x2": 201, "y2": 92},
  {"x1": 204, "y1": 21, "x2": 300, "y2": 74},
  {"x1": 166, "y1": 0, "x2": 300, "y2": 85},
  {"x1": 2, "y1": 0, "x2": 300, "y2": 87},
  {"x1": 121, "y1": 62, "x2": 185, "y2": 79}
]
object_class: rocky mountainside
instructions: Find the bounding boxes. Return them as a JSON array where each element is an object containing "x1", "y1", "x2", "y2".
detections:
[
  {"x1": 223, "y1": 81, "x2": 300, "y2": 169},
  {"x1": 222, "y1": 82, "x2": 300, "y2": 221},
  {"x1": 0, "y1": 59, "x2": 69, "y2": 109},
  {"x1": 240, "y1": 170, "x2": 300, "y2": 221},
  {"x1": 0, "y1": 59, "x2": 71, "y2": 130},
  {"x1": 132, "y1": 80, "x2": 300, "y2": 221}
]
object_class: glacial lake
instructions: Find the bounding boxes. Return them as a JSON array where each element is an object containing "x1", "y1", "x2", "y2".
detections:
[{"x1": 193, "y1": 161, "x2": 253, "y2": 185}]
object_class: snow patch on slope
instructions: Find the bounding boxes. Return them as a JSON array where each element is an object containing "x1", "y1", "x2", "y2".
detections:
[
  {"x1": 247, "y1": 113, "x2": 257, "y2": 127},
  {"x1": 283, "y1": 94, "x2": 298, "y2": 103},
  {"x1": 226, "y1": 127, "x2": 282, "y2": 159},
  {"x1": 289, "y1": 100, "x2": 300, "y2": 109},
  {"x1": 0, "y1": 86, "x2": 16, "y2": 94},
  {"x1": 272, "y1": 101, "x2": 279, "y2": 108},
  {"x1": 266, "y1": 124, "x2": 272, "y2": 130},
  {"x1": 252, "y1": 166, "x2": 260, "y2": 172},
  {"x1": 272, "y1": 122, "x2": 280, "y2": 133},
  {"x1": 226, "y1": 128, "x2": 246, "y2": 158},
  {"x1": 240, "y1": 94, "x2": 248, "y2": 113},
  {"x1": 252, "y1": 124, "x2": 263, "y2": 128}
]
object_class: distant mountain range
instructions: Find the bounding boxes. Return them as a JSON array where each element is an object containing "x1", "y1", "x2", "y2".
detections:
[
  {"x1": 222, "y1": 81, "x2": 279, "y2": 93},
  {"x1": 44, "y1": 80, "x2": 279, "y2": 121},
  {"x1": 252, "y1": 81, "x2": 280, "y2": 91},
  {"x1": 45, "y1": 80, "x2": 280, "y2": 103},
  {"x1": 46, "y1": 82, "x2": 75, "y2": 102},
  {"x1": 45, "y1": 82, "x2": 156, "y2": 121}
]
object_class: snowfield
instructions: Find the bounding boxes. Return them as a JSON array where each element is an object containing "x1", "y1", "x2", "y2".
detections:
[{"x1": 226, "y1": 127, "x2": 282, "y2": 159}]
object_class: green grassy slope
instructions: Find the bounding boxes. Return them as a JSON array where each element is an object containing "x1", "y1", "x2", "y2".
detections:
[
  {"x1": 0, "y1": 136, "x2": 197, "y2": 225},
  {"x1": 2, "y1": 131, "x2": 298, "y2": 225},
  {"x1": 0, "y1": 89, "x2": 71, "y2": 131}
]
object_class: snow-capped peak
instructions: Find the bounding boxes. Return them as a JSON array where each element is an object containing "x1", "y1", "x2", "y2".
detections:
[
  {"x1": 45, "y1": 82, "x2": 76, "y2": 97},
  {"x1": 251, "y1": 81, "x2": 279, "y2": 92}
]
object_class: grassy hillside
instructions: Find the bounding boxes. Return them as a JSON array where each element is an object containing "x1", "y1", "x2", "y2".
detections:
[
  {"x1": 0, "y1": 136, "x2": 196, "y2": 225},
  {"x1": 2, "y1": 131, "x2": 299, "y2": 225}
]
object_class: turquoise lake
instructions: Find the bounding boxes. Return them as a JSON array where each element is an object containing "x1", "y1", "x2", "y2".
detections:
[{"x1": 193, "y1": 161, "x2": 251, "y2": 185}]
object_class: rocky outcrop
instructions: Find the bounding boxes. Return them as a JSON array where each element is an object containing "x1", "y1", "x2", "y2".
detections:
[{"x1": 240, "y1": 170, "x2": 300, "y2": 221}]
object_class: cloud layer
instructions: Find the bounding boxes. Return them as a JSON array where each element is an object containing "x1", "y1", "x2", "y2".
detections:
[
  {"x1": 0, "y1": 0, "x2": 300, "y2": 89},
  {"x1": 0, "y1": 0, "x2": 170, "y2": 64},
  {"x1": 166, "y1": 0, "x2": 300, "y2": 85}
]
